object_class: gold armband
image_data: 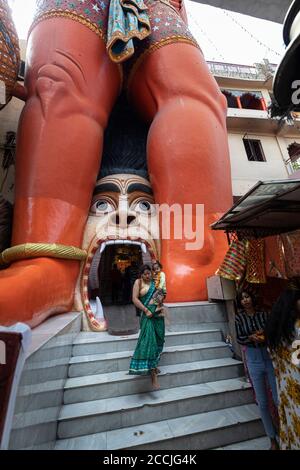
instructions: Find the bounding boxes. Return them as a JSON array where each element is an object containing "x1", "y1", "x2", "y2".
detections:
[{"x1": 0, "y1": 243, "x2": 87, "y2": 265}]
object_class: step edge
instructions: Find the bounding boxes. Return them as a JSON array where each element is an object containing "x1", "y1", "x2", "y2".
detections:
[{"x1": 59, "y1": 382, "x2": 252, "y2": 421}]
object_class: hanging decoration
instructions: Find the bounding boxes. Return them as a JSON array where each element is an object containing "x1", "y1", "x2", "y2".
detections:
[
  {"x1": 245, "y1": 239, "x2": 266, "y2": 284},
  {"x1": 217, "y1": 237, "x2": 267, "y2": 284}
]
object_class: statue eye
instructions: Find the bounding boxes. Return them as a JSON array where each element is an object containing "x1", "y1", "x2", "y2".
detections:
[
  {"x1": 139, "y1": 201, "x2": 152, "y2": 212},
  {"x1": 96, "y1": 201, "x2": 109, "y2": 211},
  {"x1": 133, "y1": 200, "x2": 155, "y2": 215},
  {"x1": 90, "y1": 199, "x2": 115, "y2": 214}
]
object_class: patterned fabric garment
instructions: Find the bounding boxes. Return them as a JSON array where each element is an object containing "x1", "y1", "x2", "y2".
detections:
[
  {"x1": 270, "y1": 331, "x2": 300, "y2": 449},
  {"x1": 122, "y1": 0, "x2": 198, "y2": 83},
  {"x1": 129, "y1": 280, "x2": 165, "y2": 375},
  {"x1": 107, "y1": 0, "x2": 151, "y2": 62},
  {"x1": 31, "y1": 0, "x2": 199, "y2": 83},
  {"x1": 216, "y1": 240, "x2": 247, "y2": 282},
  {"x1": 235, "y1": 310, "x2": 269, "y2": 346},
  {"x1": 245, "y1": 239, "x2": 266, "y2": 284},
  {"x1": 281, "y1": 231, "x2": 300, "y2": 278},
  {"x1": 264, "y1": 235, "x2": 287, "y2": 279}
]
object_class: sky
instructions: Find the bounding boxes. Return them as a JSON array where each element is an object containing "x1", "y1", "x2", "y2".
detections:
[{"x1": 7, "y1": 0, "x2": 285, "y2": 66}]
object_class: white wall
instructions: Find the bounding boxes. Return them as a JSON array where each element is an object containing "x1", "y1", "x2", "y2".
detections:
[{"x1": 228, "y1": 132, "x2": 289, "y2": 196}]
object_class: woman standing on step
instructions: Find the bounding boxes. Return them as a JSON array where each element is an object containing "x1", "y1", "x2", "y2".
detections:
[
  {"x1": 129, "y1": 265, "x2": 165, "y2": 390},
  {"x1": 235, "y1": 290, "x2": 279, "y2": 450}
]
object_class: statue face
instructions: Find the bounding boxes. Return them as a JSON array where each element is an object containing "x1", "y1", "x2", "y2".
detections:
[
  {"x1": 83, "y1": 174, "x2": 160, "y2": 257},
  {"x1": 76, "y1": 174, "x2": 160, "y2": 317}
]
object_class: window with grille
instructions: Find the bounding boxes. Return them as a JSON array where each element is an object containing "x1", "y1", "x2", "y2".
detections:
[{"x1": 243, "y1": 138, "x2": 266, "y2": 162}]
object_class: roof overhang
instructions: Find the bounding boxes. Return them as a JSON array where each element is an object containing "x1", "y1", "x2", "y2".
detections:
[
  {"x1": 211, "y1": 179, "x2": 300, "y2": 238},
  {"x1": 194, "y1": 0, "x2": 292, "y2": 24}
]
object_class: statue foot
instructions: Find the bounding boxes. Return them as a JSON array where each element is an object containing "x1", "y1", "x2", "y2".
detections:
[
  {"x1": 164, "y1": 257, "x2": 217, "y2": 301},
  {"x1": 0, "y1": 258, "x2": 80, "y2": 327}
]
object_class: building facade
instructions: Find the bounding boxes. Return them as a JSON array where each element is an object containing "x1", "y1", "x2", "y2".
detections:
[{"x1": 208, "y1": 59, "x2": 300, "y2": 200}]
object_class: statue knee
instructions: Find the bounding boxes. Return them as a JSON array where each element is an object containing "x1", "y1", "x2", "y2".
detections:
[
  {"x1": 36, "y1": 50, "x2": 83, "y2": 95},
  {"x1": 34, "y1": 62, "x2": 83, "y2": 115},
  {"x1": 150, "y1": 67, "x2": 227, "y2": 121},
  {"x1": 178, "y1": 76, "x2": 227, "y2": 117},
  {"x1": 31, "y1": 53, "x2": 106, "y2": 125},
  {"x1": 35, "y1": 64, "x2": 70, "y2": 101}
]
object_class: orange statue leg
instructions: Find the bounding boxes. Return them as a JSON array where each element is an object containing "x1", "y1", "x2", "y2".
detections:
[
  {"x1": 129, "y1": 44, "x2": 233, "y2": 301},
  {"x1": 0, "y1": 19, "x2": 120, "y2": 327}
]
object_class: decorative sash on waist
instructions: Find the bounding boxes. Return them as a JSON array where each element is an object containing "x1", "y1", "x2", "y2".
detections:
[{"x1": 107, "y1": 0, "x2": 151, "y2": 63}]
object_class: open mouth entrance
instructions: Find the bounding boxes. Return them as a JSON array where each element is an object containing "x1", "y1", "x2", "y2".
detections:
[{"x1": 86, "y1": 240, "x2": 153, "y2": 335}]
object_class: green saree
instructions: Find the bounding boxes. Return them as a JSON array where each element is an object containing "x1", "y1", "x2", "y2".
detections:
[{"x1": 129, "y1": 280, "x2": 165, "y2": 375}]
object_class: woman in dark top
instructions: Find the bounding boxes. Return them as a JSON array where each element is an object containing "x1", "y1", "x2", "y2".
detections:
[{"x1": 235, "y1": 290, "x2": 278, "y2": 450}]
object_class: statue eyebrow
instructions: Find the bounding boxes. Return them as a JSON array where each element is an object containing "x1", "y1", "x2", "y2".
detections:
[
  {"x1": 93, "y1": 183, "x2": 120, "y2": 195},
  {"x1": 128, "y1": 183, "x2": 153, "y2": 195}
]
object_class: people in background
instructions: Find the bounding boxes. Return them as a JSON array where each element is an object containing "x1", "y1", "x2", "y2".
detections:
[
  {"x1": 111, "y1": 264, "x2": 122, "y2": 304},
  {"x1": 122, "y1": 266, "x2": 132, "y2": 304},
  {"x1": 122, "y1": 261, "x2": 140, "y2": 305},
  {"x1": 129, "y1": 261, "x2": 139, "y2": 290},
  {"x1": 128, "y1": 261, "x2": 142, "y2": 315},
  {"x1": 266, "y1": 287, "x2": 300, "y2": 450},
  {"x1": 235, "y1": 290, "x2": 279, "y2": 450}
]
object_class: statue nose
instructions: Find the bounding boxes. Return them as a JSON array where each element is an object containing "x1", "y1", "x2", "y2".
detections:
[{"x1": 114, "y1": 214, "x2": 136, "y2": 226}]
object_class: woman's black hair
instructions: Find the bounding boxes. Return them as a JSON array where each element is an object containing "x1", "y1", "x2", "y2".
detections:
[
  {"x1": 236, "y1": 290, "x2": 258, "y2": 311},
  {"x1": 265, "y1": 289, "x2": 300, "y2": 352},
  {"x1": 139, "y1": 264, "x2": 152, "y2": 276},
  {"x1": 152, "y1": 260, "x2": 162, "y2": 269}
]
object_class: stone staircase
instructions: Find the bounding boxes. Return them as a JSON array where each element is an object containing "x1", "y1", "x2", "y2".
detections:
[{"x1": 53, "y1": 303, "x2": 266, "y2": 450}]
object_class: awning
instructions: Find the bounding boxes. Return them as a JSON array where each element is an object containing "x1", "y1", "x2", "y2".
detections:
[{"x1": 211, "y1": 179, "x2": 300, "y2": 238}]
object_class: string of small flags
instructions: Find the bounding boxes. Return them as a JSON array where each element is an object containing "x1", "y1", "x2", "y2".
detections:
[
  {"x1": 222, "y1": 9, "x2": 282, "y2": 58},
  {"x1": 188, "y1": 12, "x2": 226, "y2": 61}
]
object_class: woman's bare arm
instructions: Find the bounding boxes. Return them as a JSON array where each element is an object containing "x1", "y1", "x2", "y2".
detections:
[{"x1": 132, "y1": 280, "x2": 153, "y2": 317}]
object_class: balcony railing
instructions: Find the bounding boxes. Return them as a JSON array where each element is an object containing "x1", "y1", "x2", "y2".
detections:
[{"x1": 207, "y1": 60, "x2": 277, "y2": 81}]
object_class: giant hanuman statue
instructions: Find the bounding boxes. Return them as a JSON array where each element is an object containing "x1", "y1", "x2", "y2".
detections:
[{"x1": 0, "y1": 0, "x2": 232, "y2": 327}]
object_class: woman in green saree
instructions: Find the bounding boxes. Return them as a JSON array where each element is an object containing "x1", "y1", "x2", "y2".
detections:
[{"x1": 129, "y1": 264, "x2": 165, "y2": 389}]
